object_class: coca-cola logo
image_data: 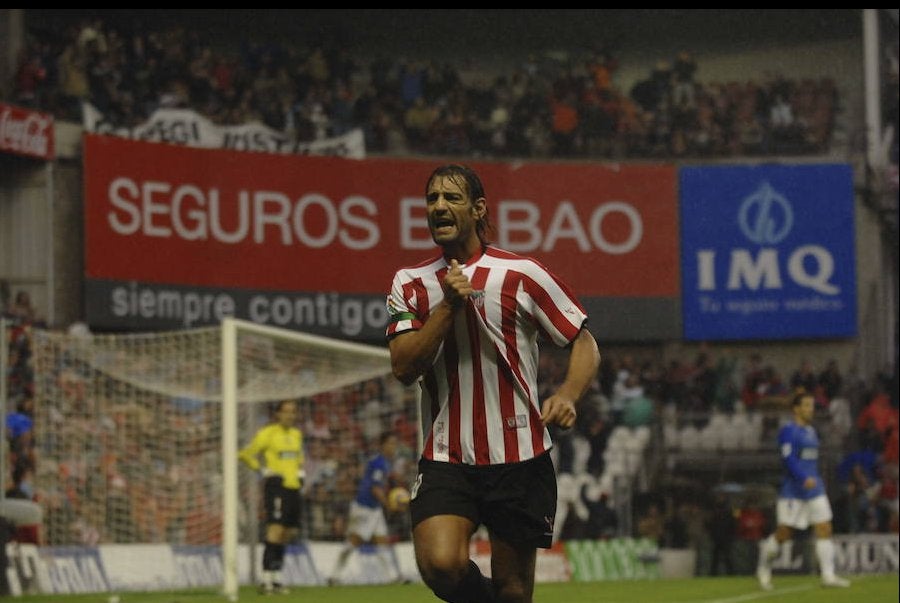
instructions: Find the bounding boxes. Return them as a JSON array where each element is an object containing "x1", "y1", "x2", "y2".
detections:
[{"x1": 0, "y1": 105, "x2": 53, "y2": 159}]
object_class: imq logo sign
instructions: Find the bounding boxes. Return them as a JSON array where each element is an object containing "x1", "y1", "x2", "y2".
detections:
[{"x1": 680, "y1": 164, "x2": 856, "y2": 341}]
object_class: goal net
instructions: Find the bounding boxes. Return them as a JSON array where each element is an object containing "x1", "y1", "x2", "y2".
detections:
[{"x1": 30, "y1": 318, "x2": 416, "y2": 599}]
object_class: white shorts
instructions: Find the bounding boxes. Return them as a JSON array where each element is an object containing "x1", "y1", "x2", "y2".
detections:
[
  {"x1": 346, "y1": 500, "x2": 388, "y2": 541},
  {"x1": 776, "y1": 495, "x2": 833, "y2": 529}
]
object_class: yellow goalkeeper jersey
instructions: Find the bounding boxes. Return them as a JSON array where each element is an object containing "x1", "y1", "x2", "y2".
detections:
[{"x1": 238, "y1": 424, "x2": 304, "y2": 490}]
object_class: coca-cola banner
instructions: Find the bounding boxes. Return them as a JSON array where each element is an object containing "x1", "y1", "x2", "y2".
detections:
[
  {"x1": 0, "y1": 103, "x2": 55, "y2": 160},
  {"x1": 82, "y1": 102, "x2": 365, "y2": 158},
  {"x1": 84, "y1": 134, "x2": 680, "y2": 339}
]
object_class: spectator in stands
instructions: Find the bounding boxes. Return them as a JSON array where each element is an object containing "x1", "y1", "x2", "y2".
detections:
[
  {"x1": 622, "y1": 393, "x2": 654, "y2": 428},
  {"x1": 734, "y1": 495, "x2": 767, "y2": 573},
  {"x1": 790, "y1": 359, "x2": 818, "y2": 394},
  {"x1": 612, "y1": 372, "x2": 644, "y2": 425},
  {"x1": 4, "y1": 291, "x2": 37, "y2": 326},
  {"x1": 870, "y1": 461, "x2": 899, "y2": 533},
  {"x1": 686, "y1": 351, "x2": 716, "y2": 414},
  {"x1": 835, "y1": 446, "x2": 880, "y2": 534},
  {"x1": 557, "y1": 475, "x2": 589, "y2": 541},
  {"x1": 404, "y1": 96, "x2": 437, "y2": 152},
  {"x1": 13, "y1": 48, "x2": 48, "y2": 107},
  {"x1": 708, "y1": 491, "x2": 737, "y2": 575},
  {"x1": 663, "y1": 500, "x2": 690, "y2": 549},
  {"x1": 883, "y1": 425, "x2": 899, "y2": 467},
  {"x1": 636, "y1": 501, "x2": 665, "y2": 546},
  {"x1": 550, "y1": 91, "x2": 579, "y2": 157},
  {"x1": 584, "y1": 491, "x2": 618, "y2": 540},
  {"x1": 661, "y1": 359, "x2": 690, "y2": 408},
  {"x1": 856, "y1": 382, "x2": 898, "y2": 452},
  {"x1": 574, "y1": 389, "x2": 611, "y2": 476},
  {"x1": 818, "y1": 359, "x2": 843, "y2": 402},
  {"x1": 671, "y1": 51, "x2": 697, "y2": 110}
]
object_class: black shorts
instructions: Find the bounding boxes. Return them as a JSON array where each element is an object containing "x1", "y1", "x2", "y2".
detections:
[
  {"x1": 409, "y1": 451, "x2": 557, "y2": 549},
  {"x1": 263, "y1": 477, "x2": 301, "y2": 528}
]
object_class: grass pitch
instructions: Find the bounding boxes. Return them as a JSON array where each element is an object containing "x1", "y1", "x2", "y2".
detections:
[{"x1": 12, "y1": 574, "x2": 898, "y2": 603}]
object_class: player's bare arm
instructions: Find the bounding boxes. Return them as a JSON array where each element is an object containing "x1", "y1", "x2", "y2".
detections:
[
  {"x1": 389, "y1": 259, "x2": 472, "y2": 385},
  {"x1": 541, "y1": 328, "x2": 601, "y2": 428}
]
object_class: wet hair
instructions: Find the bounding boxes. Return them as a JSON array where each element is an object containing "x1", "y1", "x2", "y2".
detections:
[{"x1": 425, "y1": 164, "x2": 494, "y2": 244}]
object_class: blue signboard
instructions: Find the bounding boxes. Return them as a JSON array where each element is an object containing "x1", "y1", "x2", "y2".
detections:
[{"x1": 680, "y1": 164, "x2": 856, "y2": 341}]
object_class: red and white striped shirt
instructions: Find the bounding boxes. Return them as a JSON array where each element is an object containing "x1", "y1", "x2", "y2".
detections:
[{"x1": 386, "y1": 246, "x2": 588, "y2": 465}]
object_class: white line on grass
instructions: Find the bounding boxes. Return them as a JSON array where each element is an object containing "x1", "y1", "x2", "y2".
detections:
[{"x1": 672, "y1": 583, "x2": 814, "y2": 603}]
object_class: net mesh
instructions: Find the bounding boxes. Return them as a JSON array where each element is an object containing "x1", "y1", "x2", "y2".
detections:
[{"x1": 31, "y1": 323, "x2": 416, "y2": 546}]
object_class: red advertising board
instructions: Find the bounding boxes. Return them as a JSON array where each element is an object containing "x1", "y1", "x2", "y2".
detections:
[
  {"x1": 84, "y1": 134, "x2": 678, "y2": 298},
  {"x1": 0, "y1": 102, "x2": 55, "y2": 160}
]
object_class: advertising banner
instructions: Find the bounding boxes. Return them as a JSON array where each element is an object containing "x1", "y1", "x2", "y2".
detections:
[
  {"x1": 0, "y1": 102, "x2": 54, "y2": 160},
  {"x1": 84, "y1": 135, "x2": 680, "y2": 340},
  {"x1": 680, "y1": 164, "x2": 856, "y2": 340},
  {"x1": 82, "y1": 103, "x2": 365, "y2": 158},
  {"x1": 5, "y1": 534, "x2": 894, "y2": 595}
]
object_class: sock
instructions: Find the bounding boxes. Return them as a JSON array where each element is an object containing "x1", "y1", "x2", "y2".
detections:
[
  {"x1": 331, "y1": 544, "x2": 354, "y2": 581},
  {"x1": 758, "y1": 534, "x2": 779, "y2": 566},
  {"x1": 434, "y1": 560, "x2": 494, "y2": 603},
  {"x1": 377, "y1": 544, "x2": 402, "y2": 581},
  {"x1": 816, "y1": 538, "x2": 836, "y2": 579}
]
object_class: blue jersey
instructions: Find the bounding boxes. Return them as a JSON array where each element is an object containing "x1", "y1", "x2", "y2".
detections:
[
  {"x1": 778, "y1": 421, "x2": 825, "y2": 500},
  {"x1": 356, "y1": 453, "x2": 390, "y2": 509}
]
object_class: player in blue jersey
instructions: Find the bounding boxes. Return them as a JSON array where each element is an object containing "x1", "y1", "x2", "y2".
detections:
[
  {"x1": 329, "y1": 432, "x2": 405, "y2": 585},
  {"x1": 756, "y1": 389, "x2": 850, "y2": 590}
]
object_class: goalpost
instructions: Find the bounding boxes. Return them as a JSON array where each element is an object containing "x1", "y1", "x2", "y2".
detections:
[
  {"x1": 219, "y1": 318, "x2": 397, "y2": 600},
  {"x1": 30, "y1": 318, "x2": 414, "y2": 600}
]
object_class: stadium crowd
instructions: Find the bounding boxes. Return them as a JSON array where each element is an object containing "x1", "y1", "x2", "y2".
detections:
[{"x1": 8, "y1": 16, "x2": 838, "y2": 159}]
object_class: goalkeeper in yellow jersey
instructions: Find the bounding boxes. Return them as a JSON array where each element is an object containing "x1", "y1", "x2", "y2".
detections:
[{"x1": 239, "y1": 399, "x2": 304, "y2": 594}]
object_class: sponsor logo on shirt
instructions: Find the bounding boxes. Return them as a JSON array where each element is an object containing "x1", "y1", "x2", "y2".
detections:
[
  {"x1": 504, "y1": 414, "x2": 528, "y2": 430},
  {"x1": 470, "y1": 290, "x2": 485, "y2": 309}
]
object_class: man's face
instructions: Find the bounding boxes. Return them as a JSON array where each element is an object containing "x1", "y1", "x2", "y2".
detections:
[
  {"x1": 277, "y1": 402, "x2": 298, "y2": 427},
  {"x1": 795, "y1": 395, "x2": 815, "y2": 425},
  {"x1": 383, "y1": 435, "x2": 398, "y2": 458},
  {"x1": 426, "y1": 175, "x2": 484, "y2": 248}
]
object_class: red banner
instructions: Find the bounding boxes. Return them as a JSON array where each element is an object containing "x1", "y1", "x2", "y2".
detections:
[
  {"x1": 84, "y1": 134, "x2": 678, "y2": 297},
  {"x1": 0, "y1": 103, "x2": 54, "y2": 160}
]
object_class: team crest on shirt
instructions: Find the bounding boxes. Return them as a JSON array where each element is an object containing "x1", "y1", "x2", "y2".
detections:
[{"x1": 470, "y1": 290, "x2": 485, "y2": 308}]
